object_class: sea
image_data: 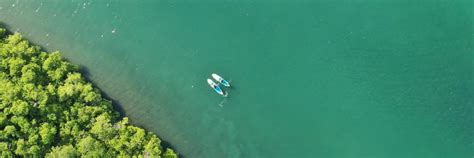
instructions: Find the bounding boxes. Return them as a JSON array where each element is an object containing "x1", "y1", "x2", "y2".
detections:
[{"x1": 0, "y1": 0, "x2": 472, "y2": 157}]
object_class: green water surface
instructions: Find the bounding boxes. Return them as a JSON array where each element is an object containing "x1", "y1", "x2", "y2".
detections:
[{"x1": 0, "y1": 0, "x2": 472, "y2": 157}]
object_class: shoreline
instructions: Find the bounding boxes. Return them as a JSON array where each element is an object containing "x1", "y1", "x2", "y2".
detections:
[
  {"x1": 0, "y1": 21, "x2": 185, "y2": 156},
  {"x1": 0, "y1": 24, "x2": 180, "y2": 157}
]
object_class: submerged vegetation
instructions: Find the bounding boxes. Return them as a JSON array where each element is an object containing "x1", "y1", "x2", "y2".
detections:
[{"x1": 0, "y1": 28, "x2": 178, "y2": 157}]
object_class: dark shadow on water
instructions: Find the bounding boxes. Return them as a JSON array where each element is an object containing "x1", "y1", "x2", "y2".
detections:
[
  {"x1": 161, "y1": 141, "x2": 185, "y2": 158},
  {"x1": 79, "y1": 66, "x2": 128, "y2": 119},
  {"x1": 0, "y1": 22, "x2": 13, "y2": 34},
  {"x1": 0, "y1": 22, "x2": 11, "y2": 28}
]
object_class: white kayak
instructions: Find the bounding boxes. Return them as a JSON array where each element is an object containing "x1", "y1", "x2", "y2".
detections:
[
  {"x1": 207, "y1": 79, "x2": 227, "y2": 96},
  {"x1": 212, "y1": 73, "x2": 231, "y2": 87}
]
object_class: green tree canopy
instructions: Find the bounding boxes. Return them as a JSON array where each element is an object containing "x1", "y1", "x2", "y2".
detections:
[{"x1": 0, "y1": 28, "x2": 178, "y2": 157}]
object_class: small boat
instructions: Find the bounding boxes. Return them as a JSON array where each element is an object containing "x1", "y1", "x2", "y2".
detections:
[
  {"x1": 212, "y1": 73, "x2": 231, "y2": 87},
  {"x1": 207, "y1": 79, "x2": 227, "y2": 96}
]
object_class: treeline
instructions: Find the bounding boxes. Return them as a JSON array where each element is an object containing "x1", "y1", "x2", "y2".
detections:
[{"x1": 0, "y1": 28, "x2": 178, "y2": 158}]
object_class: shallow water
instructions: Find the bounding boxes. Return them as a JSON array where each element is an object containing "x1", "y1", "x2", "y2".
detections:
[{"x1": 0, "y1": 0, "x2": 472, "y2": 157}]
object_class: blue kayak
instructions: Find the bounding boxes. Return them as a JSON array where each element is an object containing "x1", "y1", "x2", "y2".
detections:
[
  {"x1": 207, "y1": 79, "x2": 227, "y2": 96},
  {"x1": 212, "y1": 73, "x2": 231, "y2": 87}
]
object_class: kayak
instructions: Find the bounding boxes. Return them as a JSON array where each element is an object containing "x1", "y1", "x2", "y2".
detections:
[
  {"x1": 212, "y1": 73, "x2": 231, "y2": 87},
  {"x1": 207, "y1": 79, "x2": 227, "y2": 96}
]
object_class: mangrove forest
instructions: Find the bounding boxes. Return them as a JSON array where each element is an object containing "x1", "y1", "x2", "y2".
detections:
[{"x1": 0, "y1": 28, "x2": 178, "y2": 158}]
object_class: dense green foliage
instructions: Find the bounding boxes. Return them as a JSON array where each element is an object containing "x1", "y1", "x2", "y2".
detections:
[{"x1": 0, "y1": 28, "x2": 178, "y2": 158}]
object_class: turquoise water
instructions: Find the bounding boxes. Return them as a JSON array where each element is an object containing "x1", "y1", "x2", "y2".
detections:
[{"x1": 1, "y1": 0, "x2": 473, "y2": 157}]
